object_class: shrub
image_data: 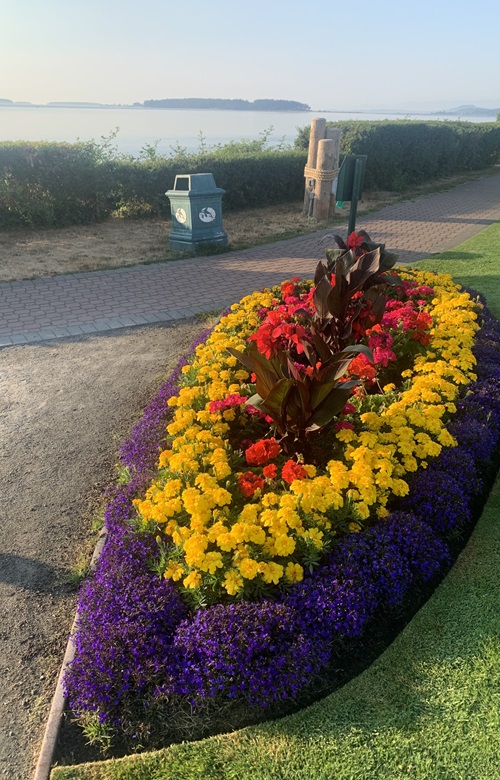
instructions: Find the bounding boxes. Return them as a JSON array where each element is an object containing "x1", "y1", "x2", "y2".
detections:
[
  {"x1": 0, "y1": 141, "x2": 306, "y2": 228},
  {"x1": 295, "y1": 120, "x2": 500, "y2": 190}
]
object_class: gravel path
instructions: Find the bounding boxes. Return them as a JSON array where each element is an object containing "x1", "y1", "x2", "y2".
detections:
[{"x1": 0, "y1": 320, "x2": 205, "y2": 779}]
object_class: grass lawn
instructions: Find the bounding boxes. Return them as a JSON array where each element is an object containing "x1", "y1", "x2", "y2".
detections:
[{"x1": 50, "y1": 224, "x2": 500, "y2": 780}]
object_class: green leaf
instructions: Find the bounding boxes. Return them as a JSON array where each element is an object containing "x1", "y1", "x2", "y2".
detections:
[
  {"x1": 306, "y1": 383, "x2": 359, "y2": 431},
  {"x1": 313, "y1": 275, "x2": 334, "y2": 320},
  {"x1": 314, "y1": 260, "x2": 329, "y2": 286},
  {"x1": 261, "y1": 379, "x2": 294, "y2": 421}
]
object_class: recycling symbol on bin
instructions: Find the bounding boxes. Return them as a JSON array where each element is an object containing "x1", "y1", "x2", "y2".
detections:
[
  {"x1": 199, "y1": 206, "x2": 216, "y2": 223},
  {"x1": 175, "y1": 207, "x2": 187, "y2": 224}
]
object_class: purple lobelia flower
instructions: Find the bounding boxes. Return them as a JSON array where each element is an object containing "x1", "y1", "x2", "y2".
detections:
[
  {"x1": 169, "y1": 601, "x2": 331, "y2": 707},
  {"x1": 401, "y1": 470, "x2": 471, "y2": 536}
]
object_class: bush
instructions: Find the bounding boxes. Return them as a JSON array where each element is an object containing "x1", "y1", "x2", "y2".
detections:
[
  {"x1": 0, "y1": 140, "x2": 307, "y2": 229},
  {"x1": 0, "y1": 141, "x2": 117, "y2": 228},
  {"x1": 295, "y1": 120, "x2": 500, "y2": 190}
]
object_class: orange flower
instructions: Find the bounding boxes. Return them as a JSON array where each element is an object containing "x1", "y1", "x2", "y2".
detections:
[
  {"x1": 281, "y1": 460, "x2": 307, "y2": 484},
  {"x1": 245, "y1": 438, "x2": 281, "y2": 466}
]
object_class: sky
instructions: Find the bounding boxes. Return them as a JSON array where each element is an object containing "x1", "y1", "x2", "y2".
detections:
[{"x1": 1, "y1": 0, "x2": 499, "y2": 111}]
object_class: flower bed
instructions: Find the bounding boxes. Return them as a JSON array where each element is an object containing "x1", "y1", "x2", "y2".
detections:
[{"x1": 64, "y1": 239, "x2": 500, "y2": 751}]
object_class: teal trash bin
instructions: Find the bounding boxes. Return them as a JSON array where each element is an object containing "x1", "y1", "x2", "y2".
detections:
[{"x1": 166, "y1": 173, "x2": 228, "y2": 252}]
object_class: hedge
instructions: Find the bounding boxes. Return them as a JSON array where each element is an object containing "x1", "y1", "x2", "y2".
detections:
[
  {"x1": 2, "y1": 121, "x2": 499, "y2": 229},
  {"x1": 295, "y1": 120, "x2": 500, "y2": 190},
  {"x1": 0, "y1": 141, "x2": 307, "y2": 229}
]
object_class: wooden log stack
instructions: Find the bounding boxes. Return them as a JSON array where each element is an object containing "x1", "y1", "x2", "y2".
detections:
[{"x1": 303, "y1": 118, "x2": 341, "y2": 220}]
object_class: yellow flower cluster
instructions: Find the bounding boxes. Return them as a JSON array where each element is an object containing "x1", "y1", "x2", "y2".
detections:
[{"x1": 133, "y1": 271, "x2": 479, "y2": 601}]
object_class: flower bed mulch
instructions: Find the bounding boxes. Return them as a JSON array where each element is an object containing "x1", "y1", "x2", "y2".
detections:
[{"x1": 59, "y1": 267, "x2": 500, "y2": 759}]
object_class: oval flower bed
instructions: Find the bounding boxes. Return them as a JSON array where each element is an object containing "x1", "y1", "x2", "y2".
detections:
[{"x1": 64, "y1": 234, "x2": 500, "y2": 751}]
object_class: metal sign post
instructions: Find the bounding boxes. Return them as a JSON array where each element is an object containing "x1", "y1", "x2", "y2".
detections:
[{"x1": 335, "y1": 154, "x2": 367, "y2": 235}]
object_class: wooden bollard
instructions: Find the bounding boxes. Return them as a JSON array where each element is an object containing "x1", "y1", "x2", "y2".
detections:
[
  {"x1": 303, "y1": 118, "x2": 326, "y2": 213},
  {"x1": 313, "y1": 139, "x2": 335, "y2": 221}
]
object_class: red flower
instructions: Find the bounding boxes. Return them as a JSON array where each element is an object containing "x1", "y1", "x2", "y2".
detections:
[
  {"x1": 263, "y1": 464, "x2": 278, "y2": 479},
  {"x1": 238, "y1": 472, "x2": 265, "y2": 498},
  {"x1": 348, "y1": 353, "x2": 376, "y2": 382},
  {"x1": 335, "y1": 421, "x2": 354, "y2": 431},
  {"x1": 340, "y1": 402, "x2": 356, "y2": 415},
  {"x1": 245, "y1": 438, "x2": 281, "y2": 466},
  {"x1": 281, "y1": 460, "x2": 308, "y2": 484},
  {"x1": 209, "y1": 394, "x2": 248, "y2": 413},
  {"x1": 347, "y1": 232, "x2": 364, "y2": 249},
  {"x1": 281, "y1": 281, "x2": 295, "y2": 297}
]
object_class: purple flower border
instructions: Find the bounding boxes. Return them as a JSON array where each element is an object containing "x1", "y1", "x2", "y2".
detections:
[{"x1": 64, "y1": 295, "x2": 500, "y2": 742}]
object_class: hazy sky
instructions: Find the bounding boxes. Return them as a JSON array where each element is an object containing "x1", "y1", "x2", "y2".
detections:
[{"x1": 1, "y1": 0, "x2": 499, "y2": 110}]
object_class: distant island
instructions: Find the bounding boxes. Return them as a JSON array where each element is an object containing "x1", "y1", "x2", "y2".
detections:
[
  {"x1": 431, "y1": 104, "x2": 499, "y2": 117},
  {"x1": 0, "y1": 98, "x2": 498, "y2": 116},
  {"x1": 140, "y1": 98, "x2": 311, "y2": 111},
  {"x1": 0, "y1": 97, "x2": 310, "y2": 111}
]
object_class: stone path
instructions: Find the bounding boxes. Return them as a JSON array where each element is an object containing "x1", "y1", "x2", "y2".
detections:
[{"x1": 1, "y1": 172, "x2": 500, "y2": 347}]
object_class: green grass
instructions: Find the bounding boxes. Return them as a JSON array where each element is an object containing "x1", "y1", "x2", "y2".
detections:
[
  {"x1": 412, "y1": 220, "x2": 500, "y2": 318},
  {"x1": 50, "y1": 224, "x2": 500, "y2": 780}
]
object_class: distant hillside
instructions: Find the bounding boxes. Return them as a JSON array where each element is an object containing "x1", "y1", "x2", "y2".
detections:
[
  {"x1": 435, "y1": 104, "x2": 500, "y2": 116},
  {"x1": 142, "y1": 98, "x2": 310, "y2": 111}
]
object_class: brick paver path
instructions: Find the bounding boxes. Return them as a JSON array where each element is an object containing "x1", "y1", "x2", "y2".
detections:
[{"x1": 1, "y1": 172, "x2": 500, "y2": 347}]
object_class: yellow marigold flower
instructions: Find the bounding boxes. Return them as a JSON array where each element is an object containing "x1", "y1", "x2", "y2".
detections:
[
  {"x1": 285, "y1": 561, "x2": 304, "y2": 584},
  {"x1": 336, "y1": 428, "x2": 357, "y2": 443},
  {"x1": 238, "y1": 557, "x2": 260, "y2": 580},
  {"x1": 216, "y1": 532, "x2": 237, "y2": 552},
  {"x1": 327, "y1": 461, "x2": 350, "y2": 490},
  {"x1": 199, "y1": 551, "x2": 223, "y2": 574},
  {"x1": 354, "y1": 502, "x2": 370, "y2": 520},
  {"x1": 438, "y1": 429, "x2": 456, "y2": 447},
  {"x1": 261, "y1": 561, "x2": 284, "y2": 584},
  {"x1": 223, "y1": 569, "x2": 244, "y2": 595},
  {"x1": 183, "y1": 571, "x2": 202, "y2": 589},
  {"x1": 262, "y1": 492, "x2": 279, "y2": 507},
  {"x1": 302, "y1": 528, "x2": 324, "y2": 548},
  {"x1": 273, "y1": 534, "x2": 296, "y2": 556},
  {"x1": 391, "y1": 479, "x2": 409, "y2": 497},
  {"x1": 164, "y1": 561, "x2": 185, "y2": 581}
]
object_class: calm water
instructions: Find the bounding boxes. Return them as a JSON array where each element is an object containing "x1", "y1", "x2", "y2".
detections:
[{"x1": 0, "y1": 107, "x2": 494, "y2": 157}]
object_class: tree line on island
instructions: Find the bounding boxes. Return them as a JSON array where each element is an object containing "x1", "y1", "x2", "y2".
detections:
[{"x1": 139, "y1": 98, "x2": 310, "y2": 111}]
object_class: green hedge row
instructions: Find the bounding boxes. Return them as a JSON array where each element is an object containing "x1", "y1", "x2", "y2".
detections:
[
  {"x1": 2, "y1": 122, "x2": 499, "y2": 229},
  {"x1": 295, "y1": 120, "x2": 500, "y2": 190},
  {"x1": 0, "y1": 141, "x2": 307, "y2": 228}
]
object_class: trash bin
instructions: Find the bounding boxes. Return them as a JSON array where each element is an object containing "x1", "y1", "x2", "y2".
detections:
[{"x1": 166, "y1": 173, "x2": 228, "y2": 252}]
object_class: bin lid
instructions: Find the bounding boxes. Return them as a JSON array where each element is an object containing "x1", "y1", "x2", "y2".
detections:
[{"x1": 167, "y1": 173, "x2": 225, "y2": 195}]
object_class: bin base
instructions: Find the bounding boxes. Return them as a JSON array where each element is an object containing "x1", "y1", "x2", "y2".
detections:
[{"x1": 168, "y1": 234, "x2": 228, "y2": 253}]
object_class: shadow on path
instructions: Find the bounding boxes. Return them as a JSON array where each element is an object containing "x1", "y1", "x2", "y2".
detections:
[{"x1": 0, "y1": 552, "x2": 72, "y2": 593}]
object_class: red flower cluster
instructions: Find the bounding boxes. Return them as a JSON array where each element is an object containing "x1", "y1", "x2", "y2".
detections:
[
  {"x1": 245, "y1": 438, "x2": 281, "y2": 466},
  {"x1": 382, "y1": 301, "x2": 433, "y2": 345},
  {"x1": 250, "y1": 312, "x2": 308, "y2": 360},
  {"x1": 238, "y1": 472, "x2": 265, "y2": 498},
  {"x1": 348, "y1": 353, "x2": 377, "y2": 382},
  {"x1": 346, "y1": 231, "x2": 364, "y2": 250},
  {"x1": 367, "y1": 325, "x2": 397, "y2": 367},
  {"x1": 263, "y1": 463, "x2": 278, "y2": 479},
  {"x1": 209, "y1": 394, "x2": 248, "y2": 413},
  {"x1": 281, "y1": 460, "x2": 308, "y2": 484}
]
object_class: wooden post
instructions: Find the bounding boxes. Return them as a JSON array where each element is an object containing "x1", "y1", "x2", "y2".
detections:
[
  {"x1": 303, "y1": 118, "x2": 326, "y2": 213},
  {"x1": 313, "y1": 139, "x2": 335, "y2": 221},
  {"x1": 303, "y1": 119, "x2": 341, "y2": 220}
]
